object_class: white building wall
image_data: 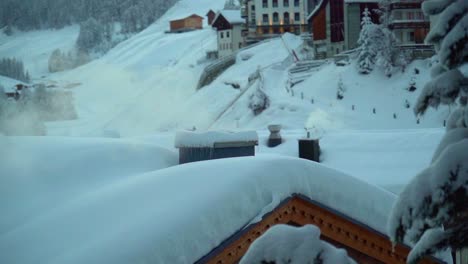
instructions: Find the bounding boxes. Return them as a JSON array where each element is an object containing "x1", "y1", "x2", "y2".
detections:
[
  {"x1": 252, "y1": 0, "x2": 308, "y2": 27},
  {"x1": 218, "y1": 29, "x2": 234, "y2": 58},
  {"x1": 217, "y1": 25, "x2": 244, "y2": 58}
]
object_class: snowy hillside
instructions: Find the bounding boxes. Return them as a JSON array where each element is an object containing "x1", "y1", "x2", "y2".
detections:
[
  {"x1": 0, "y1": 26, "x2": 79, "y2": 77},
  {"x1": 3, "y1": 0, "x2": 436, "y2": 137}
]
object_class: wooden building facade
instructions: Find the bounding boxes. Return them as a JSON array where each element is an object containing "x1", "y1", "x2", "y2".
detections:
[
  {"x1": 197, "y1": 194, "x2": 444, "y2": 264},
  {"x1": 169, "y1": 14, "x2": 204, "y2": 33},
  {"x1": 388, "y1": 0, "x2": 430, "y2": 45},
  {"x1": 308, "y1": 0, "x2": 346, "y2": 58},
  {"x1": 207, "y1": 10, "x2": 216, "y2": 25}
]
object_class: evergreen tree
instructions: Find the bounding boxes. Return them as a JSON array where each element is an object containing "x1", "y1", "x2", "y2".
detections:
[
  {"x1": 76, "y1": 17, "x2": 104, "y2": 53},
  {"x1": 357, "y1": 8, "x2": 375, "y2": 74},
  {"x1": 388, "y1": 0, "x2": 468, "y2": 263},
  {"x1": 0, "y1": 58, "x2": 30, "y2": 83}
]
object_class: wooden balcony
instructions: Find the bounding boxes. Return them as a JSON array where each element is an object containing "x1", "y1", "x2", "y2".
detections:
[{"x1": 389, "y1": 20, "x2": 429, "y2": 29}]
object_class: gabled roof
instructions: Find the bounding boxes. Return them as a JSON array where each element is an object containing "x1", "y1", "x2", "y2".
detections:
[
  {"x1": 206, "y1": 9, "x2": 216, "y2": 15},
  {"x1": 212, "y1": 9, "x2": 244, "y2": 26},
  {"x1": 170, "y1": 14, "x2": 204, "y2": 22},
  {"x1": 307, "y1": 0, "x2": 329, "y2": 21},
  {"x1": 197, "y1": 194, "x2": 443, "y2": 264}
]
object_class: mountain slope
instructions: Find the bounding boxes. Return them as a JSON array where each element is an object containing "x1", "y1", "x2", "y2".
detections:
[{"x1": 29, "y1": 0, "x2": 447, "y2": 136}]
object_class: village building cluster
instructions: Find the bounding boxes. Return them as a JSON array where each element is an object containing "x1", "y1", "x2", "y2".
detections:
[{"x1": 169, "y1": 0, "x2": 432, "y2": 60}]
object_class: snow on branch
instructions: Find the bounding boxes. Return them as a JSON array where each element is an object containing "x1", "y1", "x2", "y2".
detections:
[
  {"x1": 388, "y1": 139, "x2": 468, "y2": 255},
  {"x1": 414, "y1": 69, "x2": 467, "y2": 116}
]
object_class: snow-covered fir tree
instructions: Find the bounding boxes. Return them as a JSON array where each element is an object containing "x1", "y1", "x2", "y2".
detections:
[
  {"x1": 76, "y1": 18, "x2": 105, "y2": 53},
  {"x1": 388, "y1": 0, "x2": 468, "y2": 263},
  {"x1": 357, "y1": 8, "x2": 376, "y2": 74},
  {"x1": 240, "y1": 225, "x2": 356, "y2": 264}
]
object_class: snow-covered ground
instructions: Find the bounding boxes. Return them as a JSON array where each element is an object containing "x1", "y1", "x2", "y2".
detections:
[
  {"x1": 0, "y1": 0, "x2": 456, "y2": 263},
  {"x1": 0, "y1": 0, "x2": 446, "y2": 136}
]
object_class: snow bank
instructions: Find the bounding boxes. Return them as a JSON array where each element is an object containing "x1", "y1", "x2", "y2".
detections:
[
  {"x1": 174, "y1": 130, "x2": 258, "y2": 147},
  {"x1": 0, "y1": 156, "x2": 395, "y2": 264},
  {"x1": 0, "y1": 136, "x2": 177, "y2": 236},
  {"x1": 240, "y1": 224, "x2": 356, "y2": 264}
]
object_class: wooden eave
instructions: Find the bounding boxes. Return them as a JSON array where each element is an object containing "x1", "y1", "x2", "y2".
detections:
[
  {"x1": 307, "y1": 0, "x2": 329, "y2": 22},
  {"x1": 196, "y1": 194, "x2": 443, "y2": 264},
  {"x1": 389, "y1": 21, "x2": 430, "y2": 30}
]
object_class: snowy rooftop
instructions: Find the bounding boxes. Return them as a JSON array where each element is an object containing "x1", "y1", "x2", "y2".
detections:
[
  {"x1": 0, "y1": 75, "x2": 25, "y2": 93},
  {"x1": 216, "y1": 9, "x2": 244, "y2": 24},
  {"x1": 174, "y1": 130, "x2": 258, "y2": 148},
  {"x1": 0, "y1": 137, "x2": 399, "y2": 264}
]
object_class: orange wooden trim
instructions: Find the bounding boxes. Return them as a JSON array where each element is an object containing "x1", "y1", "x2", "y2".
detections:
[{"x1": 203, "y1": 196, "x2": 438, "y2": 264}]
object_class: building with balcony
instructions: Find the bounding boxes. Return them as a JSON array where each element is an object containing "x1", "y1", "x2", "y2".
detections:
[
  {"x1": 241, "y1": 0, "x2": 319, "y2": 44},
  {"x1": 388, "y1": 0, "x2": 430, "y2": 45},
  {"x1": 307, "y1": 0, "x2": 346, "y2": 58}
]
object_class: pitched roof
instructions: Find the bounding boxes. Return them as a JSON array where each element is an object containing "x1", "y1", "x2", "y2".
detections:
[
  {"x1": 213, "y1": 9, "x2": 244, "y2": 26},
  {"x1": 170, "y1": 13, "x2": 204, "y2": 22},
  {"x1": 307, "y1": 0, "x2": 329, "y2": 21}
]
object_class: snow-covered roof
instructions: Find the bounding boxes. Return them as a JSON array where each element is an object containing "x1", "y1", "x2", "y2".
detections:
[
  {"x1": 170, "y1": 13, "x2": 204, "y2": 22},
  {"x1": 174, "y1": 130, "x2": 258, "y2": 148},
  {"x1": 0, "y1": 150, "x2": 398, "y2": 264},
  {"x1": 307, "y1": 0, "x2": 328, "y2": 21},
  {"x1": 213, "y1": 9, "x2": 244, "y2": 25},
  {"x1": 0, "y1": 75, "x2": 26, "y2": 93}
]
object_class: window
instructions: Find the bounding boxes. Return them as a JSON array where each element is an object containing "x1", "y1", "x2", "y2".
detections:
[
  {"x1": 273, "y1": 12, "x2": 279, "y2": 23},
  {"x1": 239, "y1": 43, "x2": 242, "y2": 48},
  {"x1": 263, "y1": 14, "x2": 269, "y2": 23},
  {"x1": 294, "y1": 0, "x2": 300, "y2": 7},
  {"x1": 284, "y1": 0, "x2": 289, "y2": 7},
  {"x1": 408, "y1": 12, "x2": 414, "y2": 20},
  {"x1": 220, "y1": 32, "x2": 224, "y2": 38},
  {"x1": 284, "y1": 12, "x2": 290, "y2": 24},
  {"x1": 263, "y1": 0, "x2": 268, "y2": 8},
  {"x1": 227, "y1": 31, "x2": 230, "y2": 38},
  {"x1": 251, "y1": 5, "x2": 255, "y2": 11},
  {"x1": 409, "y1": 31, "x2": 415, "y2": 42},
  {"x1": 294, "y1": 12, "x2": 300, "y2": 21},
  {"x1": 416, "y1": 11, "x2": 424, "y2": 20},
  {"x1": 273, "y1": 0, "x2": 278, "y2": 7}
]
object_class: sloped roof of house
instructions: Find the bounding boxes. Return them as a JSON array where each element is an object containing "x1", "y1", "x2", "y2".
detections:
[
  {"x1": 0, "y1": 75, "x2": 26, "y2": 93},
  {"x1": 170, "y1": 13, "x2": 204, "y2": 22},
  {"x1": 0, "y1": 154, "x2": 452, "y2": 263},
  {"x1": 307, "y1": 0, "x2": 329, "y2": 21},
  {"x1": 213, "y1": 9, "x2": 244, "y2": 26},
  {"x1": 175, "y1": 130, "x2": 258, "y2": 148}
]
